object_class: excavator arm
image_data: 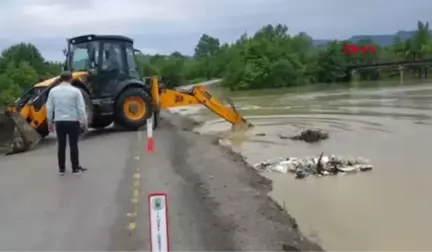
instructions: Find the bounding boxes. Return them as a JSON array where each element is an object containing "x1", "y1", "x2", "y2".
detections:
[{"x1": 151, "y1": 78, "x2": 252, "y2": 131}]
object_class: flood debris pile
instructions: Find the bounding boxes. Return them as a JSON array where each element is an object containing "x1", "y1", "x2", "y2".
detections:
[
  {"x1": 279, "y1": 129, "x2": 329, "y2": 143},
  {"x1": 253, "y1": 153, "x2": 373, "y2": 179}
]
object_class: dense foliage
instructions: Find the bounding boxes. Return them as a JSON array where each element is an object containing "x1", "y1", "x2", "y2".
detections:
[
  {"x1": 1, "y1": 21, "x2": 431, "y2": 103},
  {"x1": 0, "y1": 43, "x2": 62, "y2": 103},
  {"x1": 137, "y1": 21, "x2": 432, "y2": 89}
]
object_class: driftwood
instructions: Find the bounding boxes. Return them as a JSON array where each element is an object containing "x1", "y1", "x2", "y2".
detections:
[{"x1": 279, "y1": 129, "x2": 329, "y2": 143}]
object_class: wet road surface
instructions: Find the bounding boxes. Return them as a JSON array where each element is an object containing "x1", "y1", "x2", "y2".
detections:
[
  {"x1": 0, "y1": 114, "x2": 320, "y2": 251},
  {"x1": 0, "y1": 128, "x2": 142, "y2": 250}
]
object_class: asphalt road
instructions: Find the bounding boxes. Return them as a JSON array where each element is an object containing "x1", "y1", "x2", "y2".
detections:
[{"x1": 0, "y1": 113, "x2": 322, "y2": 251}]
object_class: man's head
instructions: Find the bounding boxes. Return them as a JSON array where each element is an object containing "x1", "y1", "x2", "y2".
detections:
[{"x1": 59, "y1": 71, "x2": 73, "y2": 83}]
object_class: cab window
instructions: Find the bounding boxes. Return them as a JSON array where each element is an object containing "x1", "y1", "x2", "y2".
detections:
[
  {"x1": 69, "y1": 41, "x2": 98, "y2": 71},
  {"x1": 71, "y1": 45, "x2": 89, "y2": 71},
  {"x1": 101, "y1": 42, "x2": 124, "y2": 72},
  {"x1": 125, "y1": 44, "x2": 139, "y2": 78}
]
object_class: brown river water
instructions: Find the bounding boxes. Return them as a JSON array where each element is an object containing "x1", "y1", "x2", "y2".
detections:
[{"x1": 171, "y1": 82, "x2": 432, "y2": 251}]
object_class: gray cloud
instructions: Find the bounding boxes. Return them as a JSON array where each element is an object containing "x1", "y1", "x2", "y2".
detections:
[{"x1": 0, "y1": 0, "x2": 431, "y2": 60}]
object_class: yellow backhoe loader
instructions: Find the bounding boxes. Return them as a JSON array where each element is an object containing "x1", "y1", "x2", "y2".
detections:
[{"x1": 0, "y1": 34, "x2": 252, "y2": 155}]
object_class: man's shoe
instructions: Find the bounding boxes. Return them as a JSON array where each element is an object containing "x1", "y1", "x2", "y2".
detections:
[
  {"x1": 72, "y1": 169, "x2": 80, "y2": 175},
  {"x1": 59, "y1": 172, "x2": 65, "y2": 176},
  {"x1": 79, "y1": 167, "x2": 87, "y2": 172}
]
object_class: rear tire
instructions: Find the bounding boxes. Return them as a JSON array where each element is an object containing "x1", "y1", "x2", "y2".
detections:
[
  {"x1": 90, "y1": 117, "x2": 113, "y2": 129},
  {"x1": 78, "y1": 88, "x2": 93, "y2": 126},
  {"x1": 114, "y1": 87, "x2": 152, "y2": 130}
]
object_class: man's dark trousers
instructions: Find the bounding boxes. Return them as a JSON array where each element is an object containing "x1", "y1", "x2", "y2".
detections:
[{"x1": 55, "y1": 121, "x2": 81, "y2": 172}]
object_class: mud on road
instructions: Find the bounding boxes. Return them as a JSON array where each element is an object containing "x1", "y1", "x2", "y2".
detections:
[{"x1": 156, "y1": 112, "x2": 323, "y2": 251}]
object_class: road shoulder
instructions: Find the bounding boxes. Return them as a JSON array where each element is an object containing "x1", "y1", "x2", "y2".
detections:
[{"x1": 154, "y1": 112, "x2": 323, "y2": 251}]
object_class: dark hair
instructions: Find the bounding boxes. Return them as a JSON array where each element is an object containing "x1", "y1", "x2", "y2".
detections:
[{"x1": 59, "y1": 71, "x2": 73, "y2": 82}]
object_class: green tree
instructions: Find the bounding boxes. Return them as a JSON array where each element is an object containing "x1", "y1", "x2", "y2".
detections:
[
  {"x1": 0, "y1": 74, "x2": 22, "y2": 104},
  {"x1": 158, "y1": 58, "x2": 185, "y2": 88},
  {"x1": 0, "y1": 43, "x2": 61, "y2": 104},
  {"x1": 2, "y1": 61, "x2": 39, "y2": 91},
  {"x1": 0, "y1": 43, "x2": 45, "y2": 74},
  {"x1": 316, "y1": 41, "x2": 348, "y2": 83},
  {"x1": 194, "y1": 34, "x2": 220, "y2": 59}
]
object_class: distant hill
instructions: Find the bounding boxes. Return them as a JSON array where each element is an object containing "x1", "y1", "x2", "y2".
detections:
[{"x1": 312, "y1": 30, "x2": 429, "y2": 47}]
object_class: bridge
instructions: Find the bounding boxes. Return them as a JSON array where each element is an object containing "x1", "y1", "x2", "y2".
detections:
[
  {"x1": 348, "y1": 58, "x2": 432, "y2": 71},
  {"x1": 347, "y1": 58, "x2": 432, "y2": 82}
]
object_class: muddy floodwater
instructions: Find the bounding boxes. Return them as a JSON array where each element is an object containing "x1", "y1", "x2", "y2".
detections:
[{"x1": 171, "y1": 82, "x2": 432, "y2": 251}]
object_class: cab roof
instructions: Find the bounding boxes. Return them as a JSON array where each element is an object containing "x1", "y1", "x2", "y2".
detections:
[{"x1": 68, "y1": 34, "x2": 133, "y2": 45}]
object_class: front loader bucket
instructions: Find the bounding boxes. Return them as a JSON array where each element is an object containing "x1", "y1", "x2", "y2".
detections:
[{"x1": 0, "y1": 111, "x2": 42, "y2": 155}]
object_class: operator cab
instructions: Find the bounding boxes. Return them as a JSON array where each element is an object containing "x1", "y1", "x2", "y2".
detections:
[
  {"x1": 64, "y1": 34, "x2": 142, "y2": 97},
  {"x1": 64, "y1": 34, "x2": 141, "y2": 79}
]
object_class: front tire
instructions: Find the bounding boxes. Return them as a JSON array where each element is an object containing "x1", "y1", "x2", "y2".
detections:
[{"x1": 114, "y1": 88, "x2": 152, "y2": 130}]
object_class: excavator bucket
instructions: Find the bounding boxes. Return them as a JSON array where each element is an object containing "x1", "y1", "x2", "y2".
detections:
[
  {"x1": 225, "y1": 98, "x2": 254, "y2": 132},
  {"x1": 0, "y1": 111, "x2": 42, "y2": 155}
]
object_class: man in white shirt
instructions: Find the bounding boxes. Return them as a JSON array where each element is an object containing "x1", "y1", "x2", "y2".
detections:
[{"x1": 46, "y1": 71, "x2": 88, "y2": 175}]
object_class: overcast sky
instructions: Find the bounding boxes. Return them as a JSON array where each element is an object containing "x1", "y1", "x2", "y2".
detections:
[{"x1": 0, "y1": 0, "x2": 431, "y2": 60}]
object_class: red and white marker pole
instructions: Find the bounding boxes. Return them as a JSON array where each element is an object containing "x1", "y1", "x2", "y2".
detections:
[
  {"x1": 148, "y1": 192, "x2": 170, "y2": 252},
  {"x1": 146, "y1": 116, "x2": 154, "y2": 153}
]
